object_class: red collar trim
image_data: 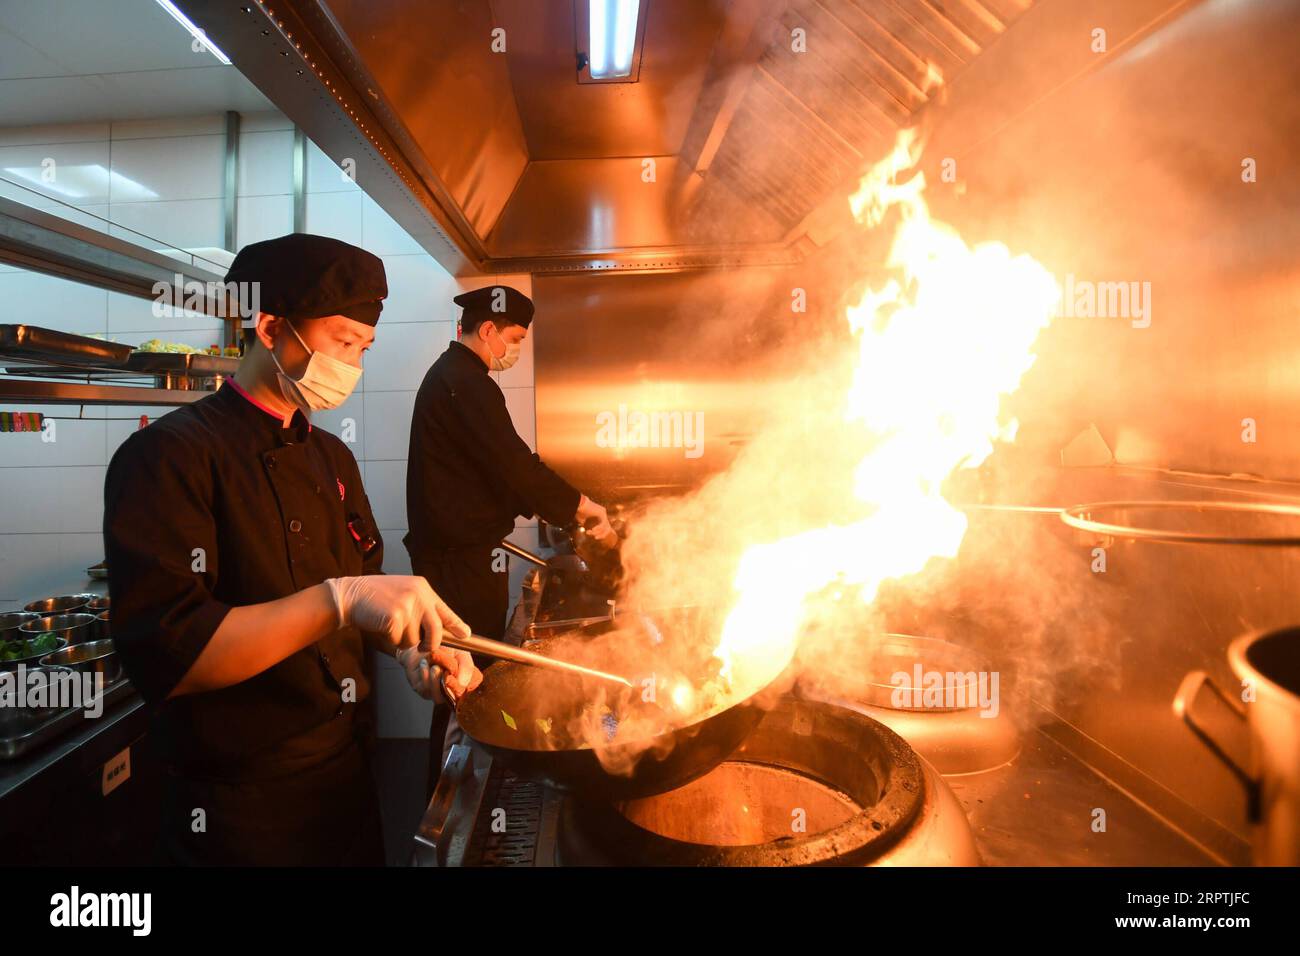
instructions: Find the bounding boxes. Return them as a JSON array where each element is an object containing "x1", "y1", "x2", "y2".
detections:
[{"x1": 226, "y1": 379, "x2": 312, "y2": 431}]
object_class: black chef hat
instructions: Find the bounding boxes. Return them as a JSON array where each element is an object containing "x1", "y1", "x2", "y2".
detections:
[
  {"x1": 453, "y1": 285, "x2": 534, "y2": 330},
  {"x1": 225, "y1": 233, "x2": 387, "y2": 326}
]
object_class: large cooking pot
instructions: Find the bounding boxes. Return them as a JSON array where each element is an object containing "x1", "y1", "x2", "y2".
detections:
[
  {"x1": 1174, "y1": 626, "x2": 1300, "y2": 866},
  {"x1": 455, "y1": 609, "x2": 795, "y2": 800}
]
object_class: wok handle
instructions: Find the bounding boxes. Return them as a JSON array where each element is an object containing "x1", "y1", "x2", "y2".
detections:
[
  {"x1": 498, "y1": 539, "x2": 549, "y2": 567},
  {"x1": 1173, "y1": 670, "x2": 1259, "y2": 819}
]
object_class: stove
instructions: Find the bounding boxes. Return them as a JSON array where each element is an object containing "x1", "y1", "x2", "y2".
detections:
[
  {"x1": 459, "y1": 561, "x2": 1232, "y2": 866},
  {"x1": 412, "y1": 695, "x2": 981, "y2": 867}
]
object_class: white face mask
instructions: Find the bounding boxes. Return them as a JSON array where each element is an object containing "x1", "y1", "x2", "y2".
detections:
[
  {"x1": 270, "y1": 320, "x2": 362, "y2": 414},
  {"x1": 487, "y1": 325, "x2": 521, "y2": 371}
]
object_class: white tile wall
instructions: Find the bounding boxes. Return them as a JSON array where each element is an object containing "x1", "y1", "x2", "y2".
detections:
[
  {"x1": 0, "y1": 271, "x2": 108, "y2": 335},
  {"x1": 237, "y1": 129, "x2": 294, "y2": 196},
  {"x1": 305, "y1": 140, "x2": 360, "y2": 195},
  {"x1": 502, "y1": 387, "x2": 538, "y2": 451},
  {"x1": 360, "y1": 389, "x2": 416, "y2": 462},
  {"x1": 361, "y1": 194, "x2": 424, "y2": 256},
  {"x1": 108, "y1": 197, "x2": 224, "y2": 249},
  {"x1": 108, "y1": 135, "x2": 223, "y2": 202},
  {"x1": 362, "y1": 459, "x2": 407, "y2": 531},
  {"x1": 0, "y1": 140, "x2": 114, "y2": 206},
  {"x1": 235, "y1": 193, "x2": 293, "y2": 248},
  {"x1": 363, "y1": 319, "x2": 456, "y2": 392},
  {"x1": 0, "y1": 112, "x2": 544, "y2": 739},
  {"x1": 305, "y1": 190, "x2": 363, "y2": 244}
]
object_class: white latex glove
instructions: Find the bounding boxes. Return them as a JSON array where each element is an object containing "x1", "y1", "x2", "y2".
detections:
[
  {"x1": 396, "y1": 645, "x2": 483, "y2": 705},
  {"x1": 575, "y1": 494, "x2": 617, "y2": 547},
  {"x1": 324, "y1": 574, "x2": 467, "y2": 654}
]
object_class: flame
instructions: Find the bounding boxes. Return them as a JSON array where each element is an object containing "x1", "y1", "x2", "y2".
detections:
[
  {"x1": 710, "y1": 128, "x2": 1061, "y2": 680},
  {"x1": 670, "y1": 680, "x2": 694, "y2": 712}
]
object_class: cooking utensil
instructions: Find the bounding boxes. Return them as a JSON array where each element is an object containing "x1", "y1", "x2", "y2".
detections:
[
  {"x1": 0, "y1": 324, "x2": 133, "y2": 368},
  {"x1": 0, "y1": 634, "x2": 68, "y2": 671},
  {"x1": 1062, "y1": 499, "x2": 1300, "y2": 546},
  {"x1": 1175, "y1": 626, "x2": 1300, "y2": 865},
  {"x1": 19, "y1": 613, "x2": 97, "y2": 646},
  {"x1": 23, "y1": 594, "x2": 97, "y2": 614},
  {"x1": 0, "y1": 611, "x2": 38, "y2": 641},
  {"x1": 498, "y1": 538, "x2": 588, "y2": 575},
  {"x1": 94, "y1": 610, "x2": 111, "y2": 641},
  {"x1": 0, "y1": 665, "x2": 77, "y2": 737},
  {"x1": 500, "y1": 535, "x2": 622, "y2": 594},
  {"x1": 438, "y1": 631, "x2": 632, "y2": 688},
  {"x1": 454, "y1": 610, "x2": 796, "y2": 800},
  {"x1": 39, "y1": 638, "x2": 121, "y2": 683}
]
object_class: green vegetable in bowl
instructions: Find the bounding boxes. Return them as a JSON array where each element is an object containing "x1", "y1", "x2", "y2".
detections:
[
  {"x1": 30, "y1": 632, "x2": 59, "y2": 653},
  {"x1": 0, "y1": 633, "x2": 60, "y2": 660}
]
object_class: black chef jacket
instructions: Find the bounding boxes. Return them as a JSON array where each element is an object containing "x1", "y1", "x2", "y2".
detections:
[
  {"x1": 404, "y1": 340, "x2": 580, "y2": 800},
  {"x1": 404, "y1": 340, "x2": 580, "y2": 558},
  {"x1": 104, "y1": 381, "x2": 384, "y2": 775}
]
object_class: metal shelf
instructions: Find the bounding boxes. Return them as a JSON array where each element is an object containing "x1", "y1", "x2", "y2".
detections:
[
  {"x1": 0, "y1": 378, "x2": 209, "y2": 406},
  {"x1": 0, "y1": 327, "x2": 235, "y2": 408}
]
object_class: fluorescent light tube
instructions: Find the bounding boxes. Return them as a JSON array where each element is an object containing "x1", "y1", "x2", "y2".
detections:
[
  {"x1": 154, "y1": 0, "x2": 232, "y2": 65},
  {"x1": 589, "y1": 0, "x2": 640, "y2": 79}
]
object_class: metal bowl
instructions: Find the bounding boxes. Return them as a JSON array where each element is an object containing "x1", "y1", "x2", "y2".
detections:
[
  {"x1": 84, "y1": 595, "x2": 110, "y2": 613},
  {"x1": 39, "y1": 639, "x2": 121, "y2": 683},
  {"x1": 94, "y1": 609, "x2": 111, "y2": 641},
  {"x1": 19, "y1": 613, "x2": 98, "y2": 646},
  {"x1": 0, "y1": 611, "x2": 39, "y2": 641},
  {"x1": 23, "y1": 594, "x2": 97, "y2": 614},
  {"x1": 0, "y1": 664, "x2": 77, "y2": 735},
  {"x1": 0, "y1": 634, "x2": 68, "y2": 671}
]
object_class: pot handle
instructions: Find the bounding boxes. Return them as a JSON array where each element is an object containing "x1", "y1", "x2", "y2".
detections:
[{"x1": 1173, "y1": 670, "x2": 1259, "y2": 819}]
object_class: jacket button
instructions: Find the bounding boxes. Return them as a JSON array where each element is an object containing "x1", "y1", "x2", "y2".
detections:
[
  {"x1": 334, "y1": 706, "x2": 343, "y2": 718},
  {"x1": 289, "y1": 519, "x2": 302, "y2": 533}
]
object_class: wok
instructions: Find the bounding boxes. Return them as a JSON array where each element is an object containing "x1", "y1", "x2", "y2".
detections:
[{"x1": 454, "y1": 609, "x2": 795, "y2": 800}]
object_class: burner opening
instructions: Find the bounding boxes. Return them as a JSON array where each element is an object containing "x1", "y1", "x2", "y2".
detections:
[
  {"x1": 617, "y1": 760, "x2": 862, "y2": 846},
  {"x1": 557, "y1": 699, "x2": 939, "y2": 865}
]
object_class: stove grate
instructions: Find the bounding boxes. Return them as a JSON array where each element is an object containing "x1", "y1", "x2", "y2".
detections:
[{"x1": 464, "y1": 766, "x2": 546, "y2": 866}]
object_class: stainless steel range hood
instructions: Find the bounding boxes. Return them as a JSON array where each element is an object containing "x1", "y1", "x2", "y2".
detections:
[{"x1": 173, "y1": 0, "x2": 1050, "y2": 276}]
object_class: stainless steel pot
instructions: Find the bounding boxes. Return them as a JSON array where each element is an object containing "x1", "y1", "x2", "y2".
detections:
[
  {"x1": 23, "y1": 594, "x2": 97, "y2": 614},
  {"x1": 0, "y1": 611, "x2": 38, "y2": 641},
  {"x1": 1175, "y1": 627, "x2": 1300, "y2": 866},
  {"x1": 39, "y1": 638, "x2": 121, "y2": 683},
  {"x1": 19, "y1": 613, "x2": 98, "y2": 646}
]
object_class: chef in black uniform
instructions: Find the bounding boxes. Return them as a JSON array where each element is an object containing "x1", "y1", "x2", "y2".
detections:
[
  {"x1": 404, "y1": 285, "x2": 615, "y2": 792},
  {"x1": 104, "y1": 233, "x2": 481, "y2": 866}
]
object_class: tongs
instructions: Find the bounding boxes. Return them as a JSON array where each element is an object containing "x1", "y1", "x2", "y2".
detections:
[{"x1": 429, "y1": 631, "x2": 633, "y2": 688}]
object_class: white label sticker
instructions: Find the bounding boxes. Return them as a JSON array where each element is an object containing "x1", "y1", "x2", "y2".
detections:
[{"x1": 102, "y1": 747, "x2": 131, "y2": 796}]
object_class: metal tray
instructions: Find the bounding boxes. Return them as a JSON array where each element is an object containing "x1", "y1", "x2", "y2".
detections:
[
  {"x1": 0, "y1": 676, "x2": 136, "y2": 760},
  {"x1": 0, "y1": 324, "x2": 133, "y2": 368},
  {"x1": 124, "y1": 351, "x2": 240, "y2": 375}
]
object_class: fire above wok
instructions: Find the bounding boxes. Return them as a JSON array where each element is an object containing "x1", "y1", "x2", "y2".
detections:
[{"x1": 454, "y1": 607, "x2": 796, "y2": 800}]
